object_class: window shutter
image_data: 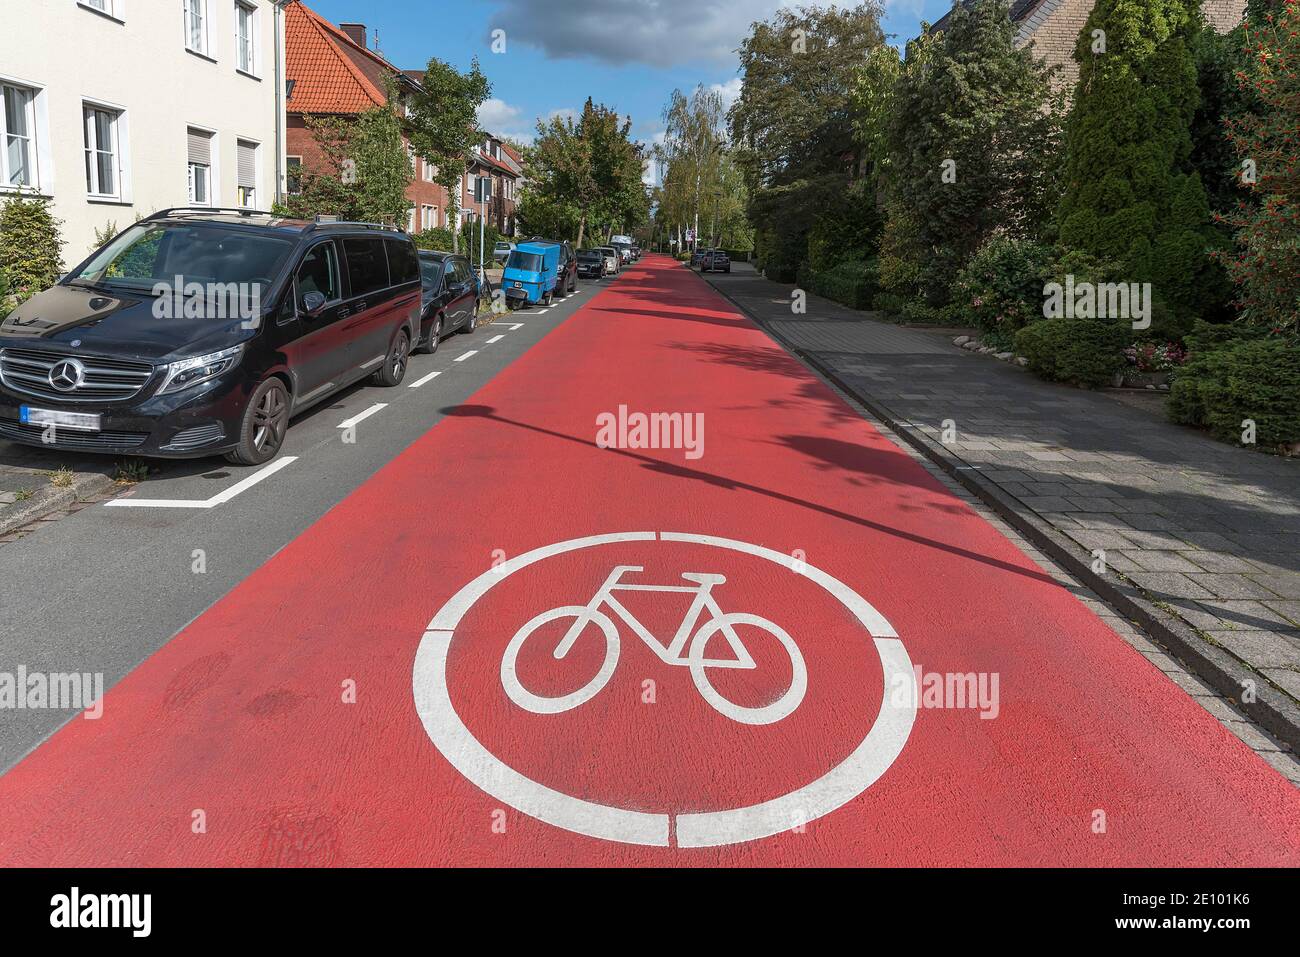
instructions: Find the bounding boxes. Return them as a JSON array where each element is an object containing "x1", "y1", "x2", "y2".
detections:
[
  {"x1": 187, "y1": 129, "x2": 211, "y2": 166},
  {"x1": 237, "y1": 140, "x2": 256, "y2": 188}
]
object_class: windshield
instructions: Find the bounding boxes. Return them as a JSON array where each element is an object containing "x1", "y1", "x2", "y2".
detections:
[
  {"x1": 578, "y1": 251, "x2": 601, "y2": 260},
  {"x1": 506, "y1": 251, "x2": 543, "y2": 272},
  {"x1": 73, "y1": 222, "x2": 294, "y2": 294},
  {"x1": 419, "y1": 259, "x2": 445, "y2": 287}
]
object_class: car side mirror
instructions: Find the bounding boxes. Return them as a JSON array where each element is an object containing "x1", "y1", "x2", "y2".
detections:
[{"x1": 301, "y1": 291, "x2": 327, "y2": 317}]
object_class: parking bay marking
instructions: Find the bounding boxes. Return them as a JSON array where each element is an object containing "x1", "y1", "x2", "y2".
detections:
[
  {"x1": 486, "y1": 335, "x2": 505, "y2": 344},
  {"x1": 454, "y1": 351, "x2": 478, "y2": 363},
  {"x1": 105, "y1": 456, "x2": 298, "y2": 510},
  {"x1": 337, "y1": 403, "x2": 387, "y2": 430},
  {"x1": 509, "y1": 324, "x2": 524, "y2": 331}
]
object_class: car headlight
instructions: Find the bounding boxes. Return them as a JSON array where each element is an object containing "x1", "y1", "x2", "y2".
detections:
[{"x1": 158, "y1": 345, "x2": 244, "y2": 395}]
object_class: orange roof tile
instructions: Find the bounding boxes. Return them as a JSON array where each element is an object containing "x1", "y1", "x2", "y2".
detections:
[{"x1": 286, "y1": 1, "x2": 393, "y2": 114}]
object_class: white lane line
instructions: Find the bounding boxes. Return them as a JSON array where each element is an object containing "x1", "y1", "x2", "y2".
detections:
[
  {"x1": 535, "y1": 309, "x2": 549, "y2": 315},
  {"x1": 486, "y1": 334, "x2": 505, "y2": 344},
  {"x1": 408, "y1": 369, "x2": 443, "y2": 389},
  {"x1": 105, "y1": 456, "x2": 298, "y2": 510},
  {"x1": 454, "y1": 351, "x2": 477, "y2": 362},
  {"x1": 337, "y1": 403, "x2": 387, "y2": 430},
  {"x1": 509, "y1": 323, "x2": 524, "y2": 330}
]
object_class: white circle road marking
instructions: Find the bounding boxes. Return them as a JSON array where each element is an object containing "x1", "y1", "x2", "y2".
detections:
[{"x1": 412, "y1": 532, "x2": 916, "y2": 848}]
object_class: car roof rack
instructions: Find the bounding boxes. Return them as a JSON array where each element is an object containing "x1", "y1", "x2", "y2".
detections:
[
  {"x1": 302, "y1": 216, "x2": 404, "y2": 235},
  {"x1": 142, "y1": 207, "x2": 277, "y2": 222}
]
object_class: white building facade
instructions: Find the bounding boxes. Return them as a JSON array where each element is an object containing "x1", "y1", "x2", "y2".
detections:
[{"x1": 0, "y1": 0, "x2": 288, "y2": 266}]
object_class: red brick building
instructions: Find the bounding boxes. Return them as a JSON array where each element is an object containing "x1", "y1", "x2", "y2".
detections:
[
  {"x1": 460, "y1": 133, "x2": 520, "y2": 237},
  {"x1": 283, "y1": 0, "x2": 448, "y2": 231}
]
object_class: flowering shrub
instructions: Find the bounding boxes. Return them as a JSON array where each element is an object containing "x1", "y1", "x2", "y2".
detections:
[
  {"x1": 952, "y1": 236, "x2": 1054, "y2": 337},
  {"x1": 1125, "y1": 341, "x2": 1187, "y2": 372},
  {"x1": 1216, "y1": 1, "x2": 1300, "y2": 333}
]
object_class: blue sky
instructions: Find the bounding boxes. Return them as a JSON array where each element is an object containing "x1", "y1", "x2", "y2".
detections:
[{"x1": 306, "y1": 0, "x2": 953, "y2": 168}]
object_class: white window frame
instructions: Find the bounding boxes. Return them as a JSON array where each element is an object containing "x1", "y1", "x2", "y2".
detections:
[
  {"x1": 422, "y1": 159, "x2": 435, "y2": 183},
  {"x1": 421, "y1": 205, "x2": 437, "y2": 231},
  {"x1": 78, "y1": 0, "x2": 125, "y2": 20},
  {"x1": 83, "y1": 99, "x2": 129, "y2": 203},
  {"x1": 407, "y1": 207, "x2": 417, "y2": 233},
  {"x1": 183, "y1": 0, "x2": 213, "y2": 59},
  {"x1": 1, "y1": 80, "x2": 43, "y2": 193},
  {"x1": 234, "y1": 1, "x2": 259, "y2": 77}
]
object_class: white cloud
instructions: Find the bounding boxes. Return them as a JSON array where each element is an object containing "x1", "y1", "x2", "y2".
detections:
[
  {"x1": 487, "y1": 0, "x2": 787, "y2": 68},
  {"x1": 477, "y1": 98, "x2": 523, "y2": 130},
  {"x1": 708, "y1": 77, "x2": 744, "y2": 111}
]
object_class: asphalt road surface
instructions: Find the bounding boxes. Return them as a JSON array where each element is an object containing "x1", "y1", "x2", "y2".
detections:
[{"x1": 0, "y1": 256, "x2": 1296, "y2": 865}]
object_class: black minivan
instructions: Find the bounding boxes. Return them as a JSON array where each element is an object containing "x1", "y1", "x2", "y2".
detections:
[{"x1": 0, "y1": 209, "x2": 421, "y2": 465}]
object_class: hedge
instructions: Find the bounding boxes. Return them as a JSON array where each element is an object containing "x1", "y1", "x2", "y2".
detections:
[
  {"x1": 797, "y1": 258, "x2": 880, "y2": 311},
  {"x1": 0, "y1": 194, "x2": 64, "y2": 299},
  {"x1": 1013, "y1": 318, "x2": 1129, "y2": 387},
  {"x1": 952, "y1": 237, "x2": 1054, "y2": 338},
  {"x1": 1168, "y1": 333, "x2": 1300, "y2": 449}
]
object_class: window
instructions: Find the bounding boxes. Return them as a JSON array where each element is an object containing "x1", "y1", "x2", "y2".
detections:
[
  {"x1": 80, "y1": 0, "x2": 119, "y2": 16},
  {"x1": 235, "y1": 2, "x2": 256, "y2": 74},
  {"x1": 84, "y1": 104, "x2": 121, "y2": 198},
  {"x1": 286, "y1": 155, "x2": 302, "y2": 195},
  {"x1": 186, "y1": 128, "x2": 213, "y2": 205},
  {"x1": 1, "y1": 84, "x2": 37, "y2": 189},
  {"x1": 236, "y1": 138, "x2": 257, "y2": 207},
  {"x1": 422, "y1": 159, "x2": 435, "y2": 183},
  {"x1": 296, "y1": 241, "x2": 339, "y2": 308},
  {"x1": 184, "y1": 0, "x2": 210, "y2": 57},
  {"x1": 75, "y1": 222, "x2": 293, "y2": 292},
  {"x1": 421, "y1": 205, "x2": 437, "y2": 230},
  {"x1": 385, "y1": 239, "x2": 418, "y2": 286},
  {"x1": 342, "y1": 236, "x2": 389, "y2": 297}
]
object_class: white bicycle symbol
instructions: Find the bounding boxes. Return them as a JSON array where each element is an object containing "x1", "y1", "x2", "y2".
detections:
[{"x1": 501, "y1": 565, "x2": 807, "y2": 725}]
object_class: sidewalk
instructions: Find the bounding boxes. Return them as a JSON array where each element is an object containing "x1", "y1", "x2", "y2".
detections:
[
  {"x1": 705, "y1": 263, "x2": 1300, "y2": 748},
  {"x1": 0, "y1": 441, "x2": 117, "y2": 541}
]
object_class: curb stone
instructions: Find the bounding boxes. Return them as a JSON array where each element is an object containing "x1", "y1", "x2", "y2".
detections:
[
  {"x1": 0, "y1": 471, "x2": 116, "y2": 538},
  {"x1": 703, "y1": 273, "x2": 1300, "y2": 752}
]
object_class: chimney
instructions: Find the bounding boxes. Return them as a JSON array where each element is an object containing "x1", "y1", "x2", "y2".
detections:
[{"x1": 339, "y1": 22, "x2": 366, "y2": 48}]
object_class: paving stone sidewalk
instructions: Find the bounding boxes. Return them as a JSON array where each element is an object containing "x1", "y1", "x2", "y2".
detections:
[
  {"x1": 0, "y1": 440, "x2": 117, "y2": 539},
  {"x1": 707, "y1": 265, "x2": 1300, "y2": 740}
]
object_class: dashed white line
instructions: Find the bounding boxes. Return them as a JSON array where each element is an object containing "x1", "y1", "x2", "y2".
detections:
[
  {"x1": 509, "y1": 323, "x2": 524, "y2": 330},
  {"x1": 408, "y1": 369, "x2": 443, "y2": 389},
  {"x1": 454, "y1": 350, "x2": 478, "y2": 362},
  {"x1": 337, "y1": 403, "x2": 388, "y2": 429},
  {"x1": 486, "y1": 334, "x2": 504, "y2": 344}
]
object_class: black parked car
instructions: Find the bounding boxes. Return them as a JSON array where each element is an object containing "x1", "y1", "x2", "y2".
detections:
[
  {"x1": 416, "y1": 251, "x2": 480, "y2": 353},
  {"x1": 526, "y1": 237, "x2": 578, "y2": 296},
  {"x1": 0, "y1": 209, "x2": 421, "y2": 466},
  {"x1": 576, "y1": 249, "x2": 606, "y2": 279}
]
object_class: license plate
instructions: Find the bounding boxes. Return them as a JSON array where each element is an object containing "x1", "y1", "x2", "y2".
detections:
[{"x1": 19, "y1": 406, "x2": 102, "y2": 431}]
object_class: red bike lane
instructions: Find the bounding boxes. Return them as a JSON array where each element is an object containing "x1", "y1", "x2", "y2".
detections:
[{"x1": 0, "y1": 255, "x2": 1296, "y2": 866}]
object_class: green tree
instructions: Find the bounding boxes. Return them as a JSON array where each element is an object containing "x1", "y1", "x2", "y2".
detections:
[
  {"x1": 525, "y1": 99, "x2": 647, "y2": 248},
  {"x1": 728, "y1": 3, "x2": 886, "y2": 281},
  {"x1": 885, "y1": 0, "x2": 1063, "y2": 307},
  {"x1": 1055, "y1": 0, "x2": 1226, "y2": 331},
  {"x1": 1219, "y1": 0, "x2": 1300, "y2": 331},
  {"x1": 406, "y1": 58, "x2": 492, "y2": 253},
  {"x1": 277, "y1": 98, "x2": 412, "y2": 227}
]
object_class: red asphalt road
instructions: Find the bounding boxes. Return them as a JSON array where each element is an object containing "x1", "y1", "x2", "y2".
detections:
[{"x1": 1, "y1": 255, "x2": 1297, "y2": 866}]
